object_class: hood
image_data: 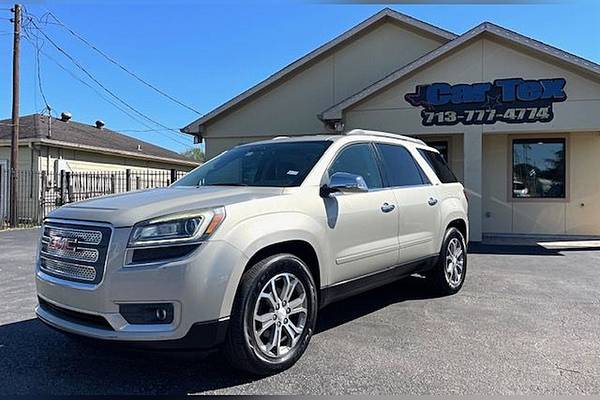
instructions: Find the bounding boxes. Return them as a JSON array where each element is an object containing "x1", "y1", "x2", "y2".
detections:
[{"x1": 48, "y1": 186, "x2": 284, "y2": 227}]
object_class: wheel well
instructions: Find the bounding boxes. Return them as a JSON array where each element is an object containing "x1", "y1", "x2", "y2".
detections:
[
  {"x1": 447, "y1": 218, "x2": 467, "y2": 241},
  {"x1": 245, "y1": 240, "x2": 320, "y2": 290}
]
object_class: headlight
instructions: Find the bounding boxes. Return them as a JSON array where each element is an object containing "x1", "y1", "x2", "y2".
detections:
[{"x1": 128, "y1": 207, "x2": 226, "y2": 248}]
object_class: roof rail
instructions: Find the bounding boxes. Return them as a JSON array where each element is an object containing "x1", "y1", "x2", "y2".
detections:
[
  {"x1": 272, "y1": 136, "x2": 290, "y2": 140},
  {"x1": 345, "y1": 129, "x2": 426, "y2": 145}
]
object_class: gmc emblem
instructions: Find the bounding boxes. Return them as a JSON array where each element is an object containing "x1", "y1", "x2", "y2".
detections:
[{"x1": 48, "y1": 236, "x2": 78, "y2": 251}]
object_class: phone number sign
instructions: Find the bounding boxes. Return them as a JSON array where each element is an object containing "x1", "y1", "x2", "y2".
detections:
[{"x1": 404, "y1": 78, "x2": 566, "y2": 126}]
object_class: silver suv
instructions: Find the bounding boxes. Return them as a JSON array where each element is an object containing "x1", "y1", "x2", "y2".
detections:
[{"x1": 35, "y1": 129, "x2": 468, "y2": 374}]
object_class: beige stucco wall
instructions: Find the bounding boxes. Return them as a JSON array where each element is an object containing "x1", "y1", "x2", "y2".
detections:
[
  {"x1": 482, "y1": 132, "x2": 600, "y2": 235},
  {"x1": 202, "y1": 21, "x2": 447, "y2": 159},
  {"x1": 0, "y1": 145, "x2": 34, "y2": 171},
  {"x1": 36, "y1": 146, "x2": 194, "y2": 177},
  {"x1": 0, "y1": 145, "x2": 38, "y2": 223},
  {"x1": 345, "y1": 37, "x2": 600, "y2": 133}
]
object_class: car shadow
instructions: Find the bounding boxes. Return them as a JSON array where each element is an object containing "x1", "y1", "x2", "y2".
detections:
[
  {"x1": 316, "y1": 275, "x2": 441, "y2": 333},
  {"x1": 0, "y1": 276, "x2": 440, "y2": 395}
]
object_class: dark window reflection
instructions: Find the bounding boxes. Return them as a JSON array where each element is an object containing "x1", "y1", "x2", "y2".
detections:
[
  {"x1": 512, "y1": 138, "x2": 565, "y2": 198},
  {"x1": 425, "y1": 141, "x2": 449, "y2": 161}
]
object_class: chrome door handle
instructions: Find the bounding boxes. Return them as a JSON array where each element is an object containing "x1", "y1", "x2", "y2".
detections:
[
  {"x1": 428, "y1": 197, "x2": 438, "y2": 206},
  {"x1": 381, "y1": 202, "x2": 395, "y2": 213}
]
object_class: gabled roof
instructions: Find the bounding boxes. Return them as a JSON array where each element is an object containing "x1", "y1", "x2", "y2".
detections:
[
  {"x1": 181, "y1": 8, "x2": 457, "y2": 135},
  {"x1": 320, "y1": 21, "x2": 600, "y2": 121},
  {"x1": 0, "y1": 114, "x2": 198, "y2": 166}
]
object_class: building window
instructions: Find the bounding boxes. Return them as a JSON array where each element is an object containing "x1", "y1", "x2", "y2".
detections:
[{"x1": 512, "y1": 138, "x2": 565, "y2": 199}]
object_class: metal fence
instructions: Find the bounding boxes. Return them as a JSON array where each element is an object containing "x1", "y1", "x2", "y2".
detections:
[{"x1": 0, "y1": 167, "x2": 187, "y2": 230}]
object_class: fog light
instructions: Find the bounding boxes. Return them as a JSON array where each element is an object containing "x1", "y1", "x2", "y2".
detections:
[
  {"x1": 119, "y1": 303, "x2": 174, "y2": 325},
  {"x1": 155, "y1": 307, "x2": 167, "y2": 321}
]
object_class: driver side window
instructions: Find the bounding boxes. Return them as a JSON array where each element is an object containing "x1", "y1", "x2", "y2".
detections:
[{"x1": 328, "y1": 143, "x2": 383, "y2": 190}]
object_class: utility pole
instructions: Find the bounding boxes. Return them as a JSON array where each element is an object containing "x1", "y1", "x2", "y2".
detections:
[{"x1": 9, "y1": 4, "x2": 20, "y2": 228}]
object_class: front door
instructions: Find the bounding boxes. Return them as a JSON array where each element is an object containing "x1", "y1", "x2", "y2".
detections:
[{"x1": 323, "y1": 143, "x2": 399, "y2": 284}]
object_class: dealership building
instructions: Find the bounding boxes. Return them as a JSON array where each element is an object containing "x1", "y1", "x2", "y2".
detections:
[{"x1": 182, "y1": 8, "x2": 600, "y2": 242}]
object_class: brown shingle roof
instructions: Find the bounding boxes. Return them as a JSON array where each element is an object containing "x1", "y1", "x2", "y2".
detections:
[{"x1": 0, "y1": 114, "x2": 197, "y2": 166}]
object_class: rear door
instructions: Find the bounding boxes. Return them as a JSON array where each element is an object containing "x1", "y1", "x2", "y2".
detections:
[
  {"x1": 374, "y1": 143, "x2": 441, "y2": 264},
  {"x1": 324, "y1": 143, "x2": 400, "y2": 284}
]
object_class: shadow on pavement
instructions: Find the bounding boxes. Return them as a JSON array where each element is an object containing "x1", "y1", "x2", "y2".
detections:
[
  {"x1": 317, "y1": 275, "x2": 442, "y2": 333},
  {"x1": 0, "y1": 276, "x2": 440, "y2": 395},
  {"x1": 468, "y1": 243, "x2": 562, "y2": 256}
]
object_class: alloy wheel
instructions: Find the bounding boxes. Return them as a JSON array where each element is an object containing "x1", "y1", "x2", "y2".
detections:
[
  {"x1": 445, "y1": 237, "x2": 464, "y2": 288},
  {"x1": 252, "y1": 272, "x2": 308, "y2": 359}
]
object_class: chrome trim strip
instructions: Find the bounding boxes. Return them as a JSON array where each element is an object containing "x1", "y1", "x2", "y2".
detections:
[
  {"x1": 40, "y1": 246, "x2": 99, "y2": 263},
  {"x1": 335, "y1": 244, "x2": 399, "y2": 265},
  {"x1": 43, "y1": 226, "x2": 102, "y2": 245},
  {"x1": 39, "y1": 256, "x2": 97, "y2": 282}
]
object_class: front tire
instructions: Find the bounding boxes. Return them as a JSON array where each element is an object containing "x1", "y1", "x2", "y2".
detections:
[
  {"x1": 429, "y1": 227, "x2": 467, "y2": 295},
  {"x1": 224, "y1": 253, "x2": 318, "y2": 375}
]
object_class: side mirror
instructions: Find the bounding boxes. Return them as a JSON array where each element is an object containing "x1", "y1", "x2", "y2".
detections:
[{"x1": 320, "y1": 172, "x2": 368, "y2": 197}]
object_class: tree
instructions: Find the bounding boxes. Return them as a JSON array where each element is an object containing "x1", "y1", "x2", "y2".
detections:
[{"x1": 181, "y1": 147, "x2": 205, "y2": 162}]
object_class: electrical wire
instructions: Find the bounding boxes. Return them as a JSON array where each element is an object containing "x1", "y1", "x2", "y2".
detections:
[
  {"x1": 43, "y1": 11, "x2": 203, "y2": 116},
  {"x1": 21, "y1": 31, "x2": 192, "y2": 147},
  {"x1": 23, "y1": 15, "x2": 191, "y2": 143},
  {"x1": 33, "y1": 29, "x2": 52, "y2": 114}
]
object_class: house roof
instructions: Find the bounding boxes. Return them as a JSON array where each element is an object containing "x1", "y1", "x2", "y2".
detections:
[
  {"x1": 180, "y1": 8, "x2": 457, "y2": 135},
  {"x1": 320, "y1": 21, "x2": 600, "y2": 121},
  {"x1": 0, "y1": 114, "x2": 198, "y2": 166}
]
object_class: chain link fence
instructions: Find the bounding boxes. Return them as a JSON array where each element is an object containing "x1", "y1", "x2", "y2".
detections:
[{"x1": 0, "y1": 167, "x2": 187, "y2": 230}]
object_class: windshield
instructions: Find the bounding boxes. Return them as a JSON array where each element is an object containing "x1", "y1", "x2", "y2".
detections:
[{"x1": 174, "y1": 140, "x2": 332, "y2": 188}]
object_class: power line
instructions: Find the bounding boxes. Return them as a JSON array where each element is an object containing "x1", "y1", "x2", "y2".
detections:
[
  {"x1": 20, "y1": 32, "x2": 192, "y2": 147},
  {"x1": 43, "y1": 11, "x2": 203, "y2": 116},
  {"x1": 23, "y1": 15, "x2": 191, "y2": 143},
  {"x1": 33, "y1": 27, "x2": 51, "y2": 113}
]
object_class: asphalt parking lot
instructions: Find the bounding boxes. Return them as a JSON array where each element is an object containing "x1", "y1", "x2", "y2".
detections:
[{"x1": 1, "y1": 228, "x2": 599, "y2": 395}]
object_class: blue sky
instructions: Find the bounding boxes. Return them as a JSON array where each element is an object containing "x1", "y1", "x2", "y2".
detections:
[{"x1": 0, "y1": 1, "x2": 598, "y2": 153}]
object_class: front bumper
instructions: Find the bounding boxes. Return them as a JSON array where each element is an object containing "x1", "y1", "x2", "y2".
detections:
[{"x1": 35, "y1": 223, "x2": 248, "y2": 347}]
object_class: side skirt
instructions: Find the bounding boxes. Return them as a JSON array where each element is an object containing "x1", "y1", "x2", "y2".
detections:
[{"x1": 319, "y1": 255, "x2": 438, "y2": 308}]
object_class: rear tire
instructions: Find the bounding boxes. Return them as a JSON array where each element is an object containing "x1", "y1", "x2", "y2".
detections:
[
  {"x1": 224, "y1": 253, "x2": 318, "y2": 375},
  {"x1": 428, "y1": 227, "x2": 467, "y2": 295}
]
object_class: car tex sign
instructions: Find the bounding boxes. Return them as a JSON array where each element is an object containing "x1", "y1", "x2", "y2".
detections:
[{"x1": 404, "y1": 78, "x2": 566, "y2": 126}]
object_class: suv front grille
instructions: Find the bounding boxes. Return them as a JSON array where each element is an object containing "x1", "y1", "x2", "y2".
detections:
[
  {"x1": 40, "y1": 258, "x2": 97, "y2": 282},
  {"x1": 39, "y1": 221, "x2": 112, "y2": 284}
]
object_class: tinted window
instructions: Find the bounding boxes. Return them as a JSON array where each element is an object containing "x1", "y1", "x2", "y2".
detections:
[
  {"x1": 512, "y1": 138, "x2": 565, "y2": 198},
  {"x1": 174, "y1": 141, "x2": 331, "y2": 187},
  {"x1": 375, "y1": 143, "x2": 428, "y2": 187},
  {"x1": 418, "y1": 149, "x2": 459, "y2": 183},
  {"x1": 425, "y1": 141, "x2": 449, "y2": 161},
  {"x1": 328, "y1": 143, "x2": 383, "y2": 189}
]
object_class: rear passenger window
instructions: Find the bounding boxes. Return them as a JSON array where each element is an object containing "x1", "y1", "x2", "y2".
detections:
[
  {"x1": 418, "y1": 149, "x2": 459, "y2": 183},
  {"x1": 375, "y1": 143, "x2": 428, "y2": 187}
]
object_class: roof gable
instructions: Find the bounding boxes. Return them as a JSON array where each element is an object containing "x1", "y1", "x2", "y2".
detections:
[
  {"x1": 320, "y1": 22, "x2": 600, "y2": 120},
  {"x1": 181, "y1": 8, "x2": 456, "y2": 135}
]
